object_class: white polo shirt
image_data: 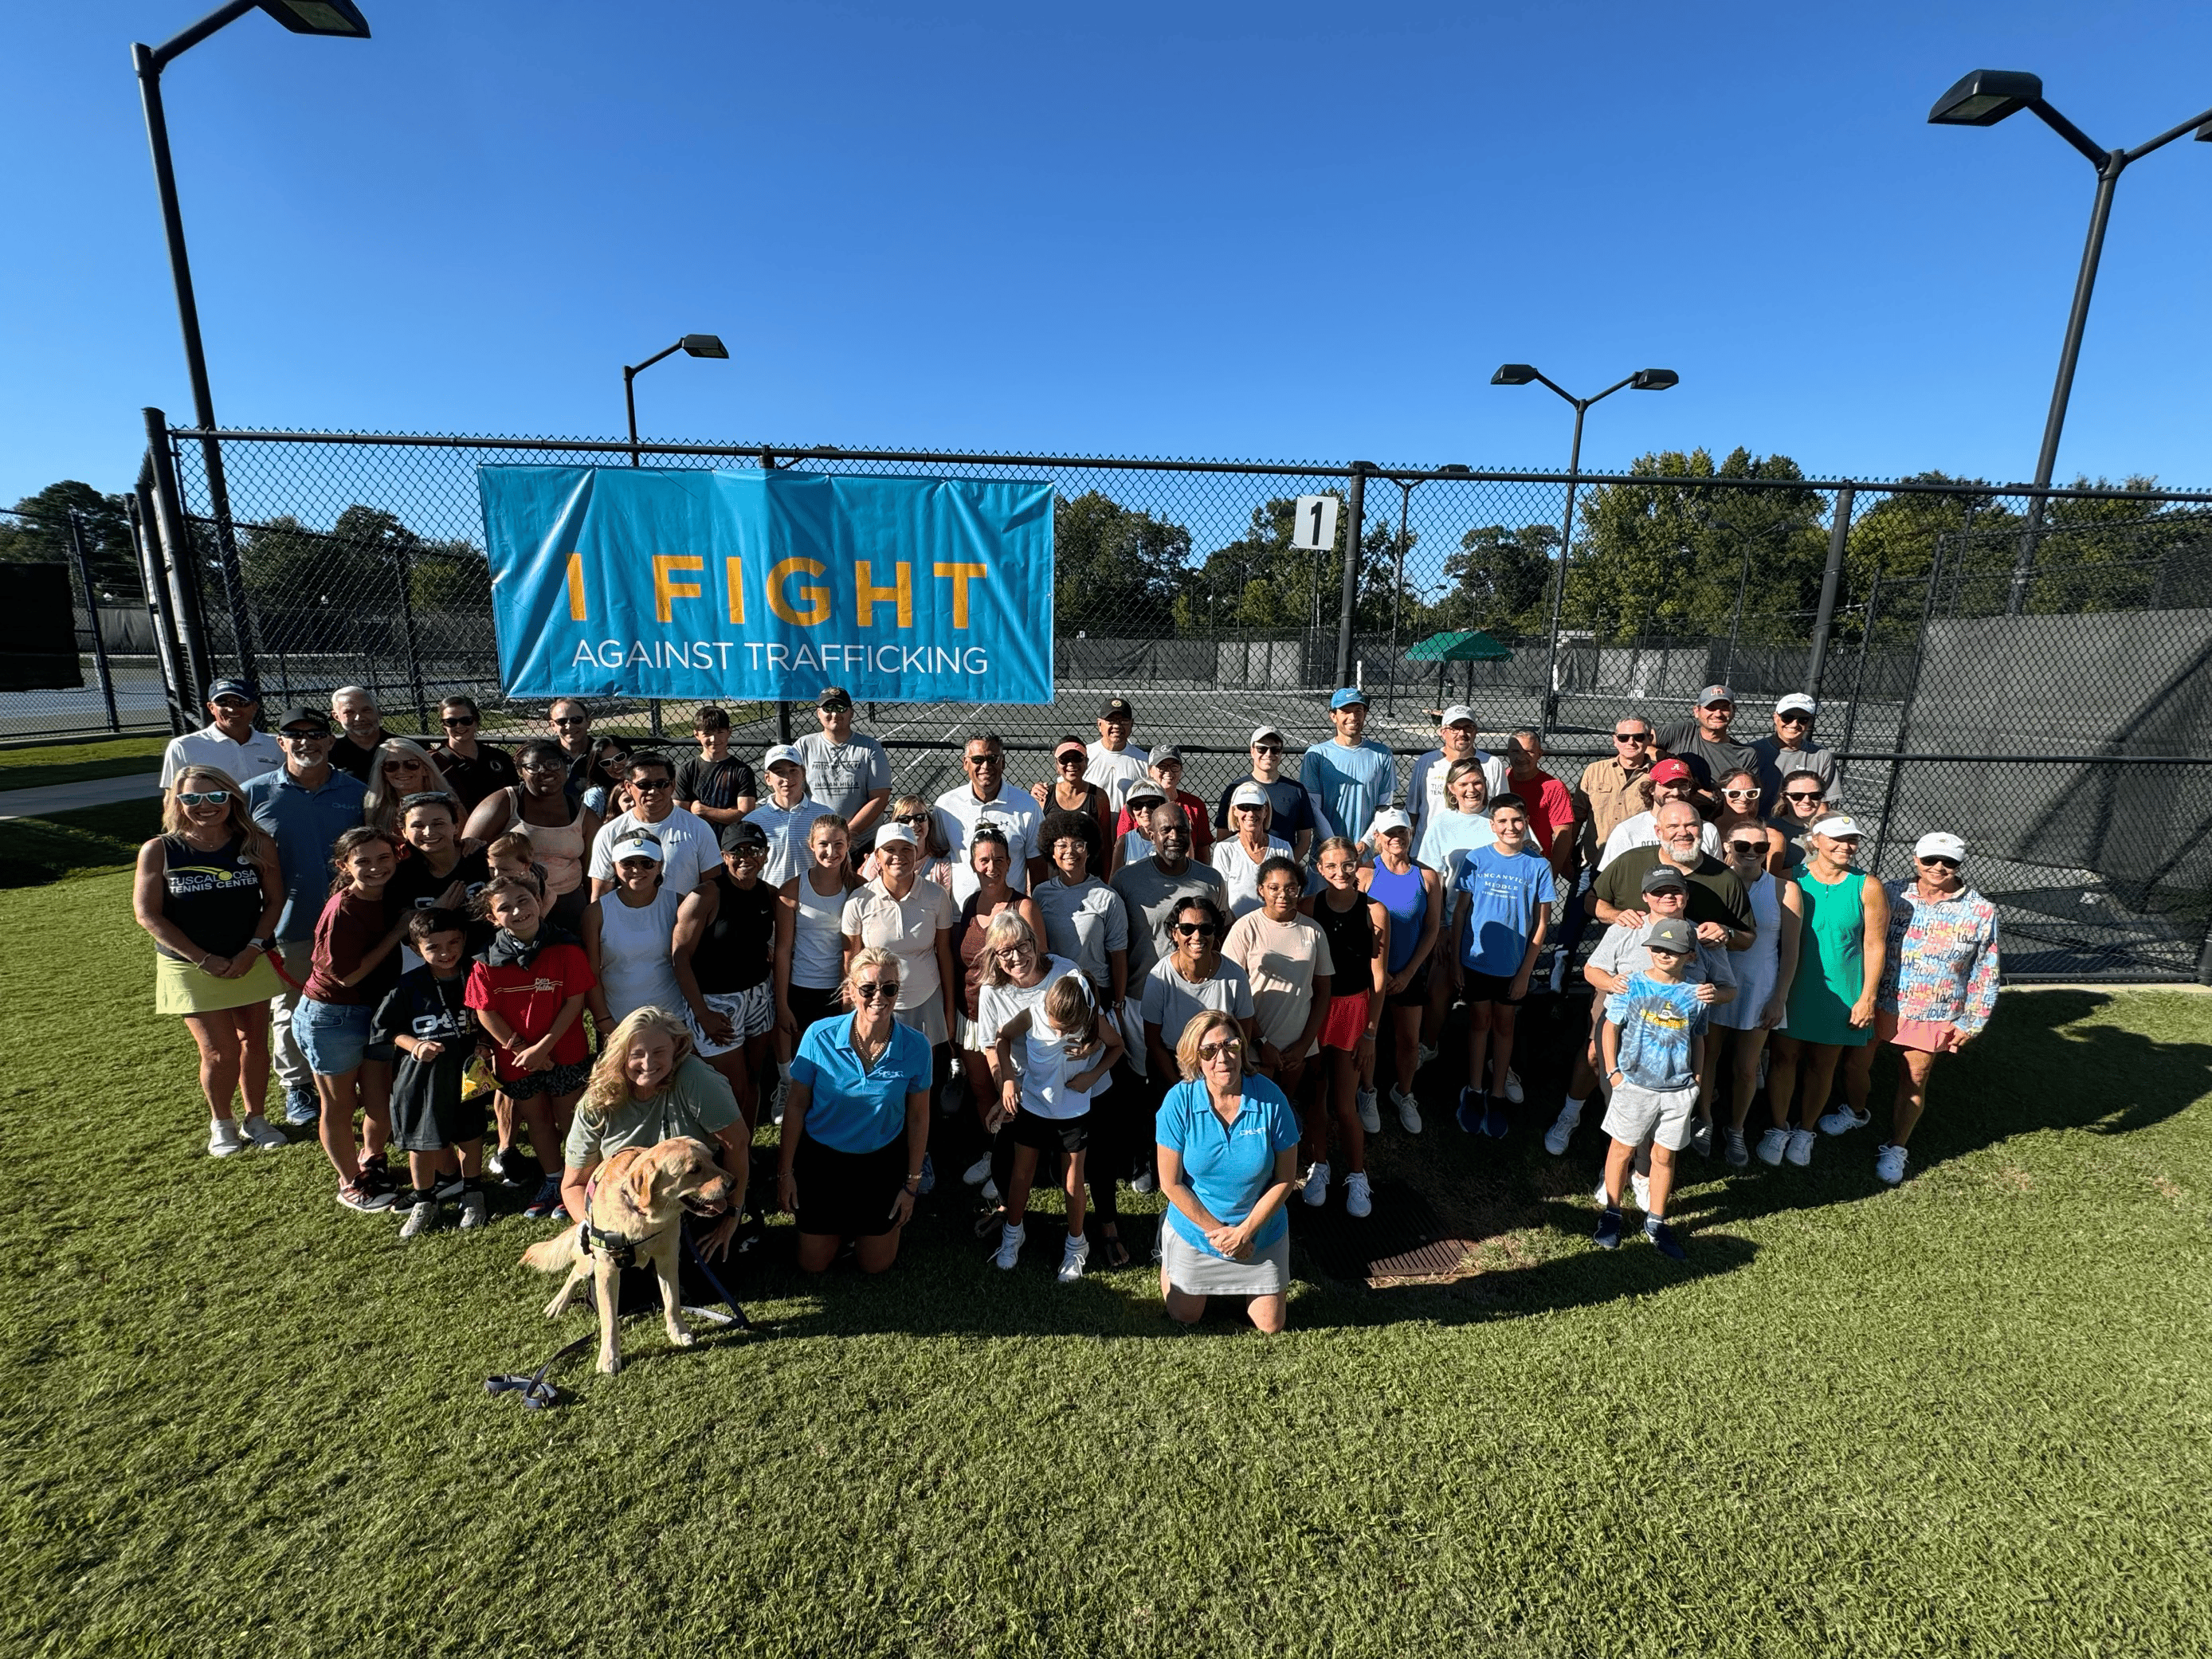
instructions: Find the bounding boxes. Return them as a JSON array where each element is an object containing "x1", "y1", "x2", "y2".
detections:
[
  {"x1": 589, "y1": 805, "x2": 720, "y2": 892},
  {"x1": 933, "y1": 783, "x2": 1043, "y2": 904},
  {"x1": 160, "y1": 723, "x2": 286, "y2": 789},
  {"x1": 743, "y1": 798, "x2": 832, "y2": 889}
]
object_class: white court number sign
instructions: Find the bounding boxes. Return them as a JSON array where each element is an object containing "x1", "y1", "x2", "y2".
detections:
[{"x1": 1290, "y1": 493, "x2": 1340, "y2": 552}]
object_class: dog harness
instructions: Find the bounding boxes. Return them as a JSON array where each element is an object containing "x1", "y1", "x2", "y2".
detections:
[{"x1": 578, "y1": 1166, "x2": 669, "y2": 1269}]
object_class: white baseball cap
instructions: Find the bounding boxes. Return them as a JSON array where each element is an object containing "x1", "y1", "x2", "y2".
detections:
[
  {"x1": 1439, "y1": 704, "x2": 1477, "y2": 728},
  {"x1": 873, "y1": 822, "x2": 919, "y2": 849},
  {"x1": 1371, "y1": 807, "x2": 1413, "y2": 837},
  {"x1": 1810, "y1": 813, "x2": 1863, "y2": 839},
  {"x1": 763, "y1": 743, "x2": 804, "y2": 771},
  {"x1": 1249, "y1": 725, "x2": 1286, "y2": 747},
  {"x1": 1914, "y1": 831, "x2": 1966, "y2": 861},
  {"x1": 1230, "y1": 782, "x2": 1272, "y2": 810},
  {"x1": 1775, "y1": 692, "x2": 1818, "y2": 717},
  {"x1": 610, "y1": 834, "x2": 664, "y2": 865}
]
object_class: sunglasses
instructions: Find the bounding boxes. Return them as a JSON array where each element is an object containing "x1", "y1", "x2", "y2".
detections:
[
  {"x1": 631, "y1": 779, "x2": 673, "y2": 793},
  {"x1": 1918, "y1": 855, "x2": 1960, "y2": 870},
  {"x1": 1613, "y1": 731, "x2": 1649, "y2": 743},
  {"x1": 1174, "y1": 921, "x2": 1219, "y2": 938},
  {"x1": 176, "y1": 789, "x2": 229, "y2": 806},
  {"x1": 965, "y1": 752, "x2": 1002, "y2": 765},
  {"x1": 383, "y1": 759, "x2": 426, "y2": 773},
  {"x1": 1198, "y1": 1039, "x2": 1244, "y2": 1061},
  {"x1": 212, "y1": 697, "x2": 256, "y2": 710},
  {"x1": 894, "y1": 812, "x2": 931, "y2": 825},
  {"x1": 1777, "y1": 712, "x2": 1811, "y2": 726},
  {"x1": 853, "y1": 982, "x2": 897, "y2": 1003},
  {"x1": 1783, "y1": 790, "x2": 1824, "y2": 802},
  {"x1": 1252, "y1": 744, "x2": 1282, "y2": 755},
  {"x1": 441, "y1": 715, "x2": 477, "y2": 728},
  {"x1": 278, "y1": 729, "x2": 328, "y2": 742},
  {"x1": 551, "y1": 716, "x2": 589, "y2": 728},
  {"x1": 1722, "y1": 786, "x2": 1762, "y2": 800},
  {"x1": 1726, "y1": 841, "x2": 1765, "y2": 857}
]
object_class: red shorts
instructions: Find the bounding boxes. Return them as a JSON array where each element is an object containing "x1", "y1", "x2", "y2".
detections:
[{"x1": 1320, "y1": 990, "x2": 1372, "y2": 1052}]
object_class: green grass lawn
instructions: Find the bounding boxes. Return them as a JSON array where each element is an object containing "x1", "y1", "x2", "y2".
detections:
[
  {"x1": 5, "y1": 876, "x2": 2210, "y2": 1657},
  {"x1": 0, "y1": 735, "x2": 168, "y2": 792}
]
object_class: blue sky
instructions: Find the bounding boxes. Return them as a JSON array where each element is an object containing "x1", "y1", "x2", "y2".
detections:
[{"x1": 5, "y1": 0, "x2": 2210, "y2": 508}]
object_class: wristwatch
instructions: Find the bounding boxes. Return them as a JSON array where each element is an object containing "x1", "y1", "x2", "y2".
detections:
[{"x1": 246, "y1": 936, "x2": 272, "y2": 953}]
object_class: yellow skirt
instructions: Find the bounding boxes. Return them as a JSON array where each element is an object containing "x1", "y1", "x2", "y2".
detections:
[{"x1": 154, "y1": 951, "x2": 287, "y2": 1017}]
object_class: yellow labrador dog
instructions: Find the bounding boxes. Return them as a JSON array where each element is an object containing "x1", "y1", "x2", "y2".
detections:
[{"x1": 520, "y1": 1137, "x2": 736, "y2": 1375}]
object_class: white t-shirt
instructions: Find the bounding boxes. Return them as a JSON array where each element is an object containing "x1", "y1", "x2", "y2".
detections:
[
  {"x1": 934, "y1": 785, "x2": 1043, "y2": 904},
  {"x1": 161, "y1": 723, "x2": 286, "y2": 789},
  {"x1": 790, "y1": 731, "x2": 892, "y2": 823},
  {"x1": 745, "y1": 798, "x2": 832, "y2": 888},
  {"x1": 975, "y1": 953, "x2": 1077, "y2": 1051},
  {"x1": 1084, "y1": 743, "x2": 1151, "y2": 812},
  {"x1": 1210, "y1": 835, "x2": 1294, "y2": 918},
  {"x1": 1140, "y1": 956, "x2": 1257, "y2": 1044},
  {"x1": 588, "y1": 805, "x2": 718, "y2": 892},
  {"x1": 1598, "y1": 810, "x2": 1724, "y2": 871},
  {"x1": 1018, "y1": 1018, "x2": 1107, "y2": 1120}
]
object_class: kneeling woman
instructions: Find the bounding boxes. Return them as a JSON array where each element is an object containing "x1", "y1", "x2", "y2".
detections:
[
  {"x1": 776, "y1": 947, "x2": 934, "y2": 1273},
  {"x1": 1155, "y1": 1010, "x2": 1303, "y2": 1334}
]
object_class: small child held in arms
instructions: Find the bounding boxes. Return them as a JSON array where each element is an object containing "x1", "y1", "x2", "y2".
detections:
[
  {"x1": 1594, "y1": 916, "x2": 1710, "y2": 1261},
  {"x1": 373, "y1": 907, "x2": 490, "y2": 1237},
  {"x1": 465, "y1": 875, "x2": 595, "y2": 1222},
  {"x1": 988, "y1": 973, "x2": 1124, "y2": 1283},
  {"x1": 485, "y1": 830, "x2": 548, "y2": 899}
]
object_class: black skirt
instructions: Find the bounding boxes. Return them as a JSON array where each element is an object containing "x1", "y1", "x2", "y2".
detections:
[{"x1": 793, "y1": 1131, "x2": 907, "y2": 1239}]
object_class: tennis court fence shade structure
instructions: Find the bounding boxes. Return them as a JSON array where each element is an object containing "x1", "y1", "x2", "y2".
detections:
[{"x1": 118, "y1": 410, "x2": 2212, "y2": 985}]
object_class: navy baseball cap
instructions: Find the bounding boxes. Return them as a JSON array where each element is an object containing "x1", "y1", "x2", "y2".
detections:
[{"x1": 207, "y1": 678, "x2": 259, "y2": 702}]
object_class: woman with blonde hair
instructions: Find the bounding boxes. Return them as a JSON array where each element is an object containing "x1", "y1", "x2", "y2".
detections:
[
  {"x1": 558, "y1": 1005, "x2": 747, "y2": 1264},
  {"x1": 360, "y1": 737, "x2": 457, "y2": 840},
  {"x1": 132, "y1": 765, "x2": 288, "y2": 1157},
  {"x1": 860, "y1": 794, "x2": 954, "y2": 886},
  {"x1": 1154, "y1": 1009, "x2": 1302, "y2": 1333}
]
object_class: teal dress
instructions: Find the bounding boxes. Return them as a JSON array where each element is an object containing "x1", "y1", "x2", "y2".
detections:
[{"x1": 1786, "y1": 867, "x2": 1870, "y2": 1046}]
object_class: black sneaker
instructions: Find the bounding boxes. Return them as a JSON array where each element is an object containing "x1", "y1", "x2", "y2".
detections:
[
  {"x1": 1593, "y1": 1206, "x2": 1625, "y2": 1249},
  {"x1": 359, "y1": 1155, "x2": 394, "y2": 1194},
  {"x1": 484, "y1": 1144, "x2": 520, "y2": 1186},
  {"x1": 524, "y1": 1175, "x2": 564, "y2": 1220},
  {"x1": 337, "y1": 1178, "x2": 394, "y2": 1214}
]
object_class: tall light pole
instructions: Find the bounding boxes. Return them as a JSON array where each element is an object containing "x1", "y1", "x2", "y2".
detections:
[
  {"x1": 1928, "y1": 69, "x2": 2212, "y2": 613},
  {"x1": 133, "y1": 2, "x2": 374, "y2": 684},
  {"x1": 624, "y1": 335, "x2": 729, "y2": 465},
  {"x1": 1492, "y1": 363, "x2": 1678, "y2": 731}
]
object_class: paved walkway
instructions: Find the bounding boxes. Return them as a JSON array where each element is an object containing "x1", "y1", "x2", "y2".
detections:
[{"x1": 0, "y1": 771, "x2": 163, "y2": 820}]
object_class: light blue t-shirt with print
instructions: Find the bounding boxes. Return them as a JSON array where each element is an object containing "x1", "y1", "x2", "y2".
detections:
[
  {"x1": 1155, "y1": 1074, "x2": 1302, "y2": 1257},
  {"x1": 1604, "y1": 971, "x2": 1710, "y2": 1091},
  {"x1": 1453, "y1": 843, "x2": 1558, "y2": 975}
]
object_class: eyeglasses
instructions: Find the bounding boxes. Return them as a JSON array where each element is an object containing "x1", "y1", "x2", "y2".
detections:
[
  {"x1": 994, "y1": 943, "x2": 1034, "y2": 959},
  {"x1": 518, "y1": 759, "x2": 564, "y2": 774},
  {"x1": 1721, "y1": 786, "x2": 1761, "y2": 800},
  {"x1": 853, "y1": 982, "x2": 897, "y2": 1002},
  {"x1": 1174, "y1": 921, "x2": 1219, "y2": 938},
  {"x1": 551, "y1": 716, "x2": 588, "y2": 728},
  {"x1": 176, "y1": 789, "x2": 229, "y2": 806},
  {"x1": 631, "y1": 779, "x2": 673, "y2": 794},
  {"x1": 1613, "y1": 731, "x2": 1649, "y2": 743},
  {"x1": 1198, "y1": 1039, "x2": 1244, "y2": 1061},
  {"x1": 1917, "y1": 855, "x2": 1960, "y2": 870},
  {"x1": 441, "y1": 715, "x2": 477, "y2": 728}
]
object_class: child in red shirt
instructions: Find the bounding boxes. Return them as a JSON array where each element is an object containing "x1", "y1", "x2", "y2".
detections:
[
  {"x1": 298, "y1": 826, "x2": 411, "y2": 1213},
  {"x1": 465, "y1": 875, "x2": 594, "y2": 1219}
]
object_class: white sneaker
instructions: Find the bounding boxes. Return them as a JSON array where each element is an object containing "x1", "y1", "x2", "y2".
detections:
[
  {"x1": 1130, "y1": 1171, "x2": 1158, "y2": 1195},
  {"x1": 992, "y1": 1219, "x2": 1025, "y2": 1269},
  {"x1": 457, "y1": 1188, "x2": 488, "y2": 1230},
  {"x1": 1543, "y1": 1102, "x2": 1582, "y2": 1156},
  {"x1": 1303, "y1": 1161, "x2": 1331, "y2": 1207},
  {"x1": 1343, "y1": 1171, "x2": 1373, "y2": 1218},
  {"x1": 1415, "y1": 1042, "x2": 1438, "y2": 1071},
  {"x1": 1502, "y1": 1069, "x2": 1524, "y2": 1105},
  {"x1": 1755, "y1": 1127, "x2": 1790, "y2": 1167},
  {"x1": 1786, "y1": 1128, "x2": 1816, "y2": 1167},
  {"x1": 207, "y1": 1119, "x2": 246, "y2": 1158},
  {"x1": 1594, "y1": 1176, "x2": 1641, "y2": 1215},
  {"x1": 1390, "y1": 1087, "x2": 1423, "y2": 1134},
  {"x1": 1818, "y1": 1105, "x2": 1872, "y2": 1136},
  {"x1": 398, "y1": 1198, "x2": 438, "y2": 1240},
  {"x1": 1057, "y1": 1234, "x2": 1091, "y2": 1283},
  {"x1": 961, "y1": 1154, "x2": 992, "y2": 1187},
  {"x1": 239, "y1": 1113, "x2": 287, "y2": 1151},
  {"x1": 1356, "y1": 1088, "x2": 1381, "y2": 1134},
  {"x1": 1631, "y1": 1171, "x2": 1651, "y2": 1214},
  {"x1": 981, "y1": 1178, "x2": 1001, "y2": 1203},
  {"x1": 1875, "y1": 1143, "x2": 1910, "y2": 1186}
]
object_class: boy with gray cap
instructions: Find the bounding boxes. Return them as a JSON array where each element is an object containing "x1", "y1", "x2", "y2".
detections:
[{"x1": 1593, "y1": 916, "x2": 1710, "y2": 1261}]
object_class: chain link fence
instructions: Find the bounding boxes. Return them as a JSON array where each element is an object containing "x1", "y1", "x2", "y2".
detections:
[{"x1": 122, "y1": 418, "x2": 2212, "y2": 981}]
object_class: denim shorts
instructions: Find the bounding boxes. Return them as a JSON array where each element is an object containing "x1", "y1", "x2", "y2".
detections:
[{"x1": 292, "y1": 998, "x2": 396, "y2": 1077}]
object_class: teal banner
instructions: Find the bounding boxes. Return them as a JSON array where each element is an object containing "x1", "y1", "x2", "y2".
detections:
[{"x1": 477, "y1": 465, "x2": 1055, "y2": 703}]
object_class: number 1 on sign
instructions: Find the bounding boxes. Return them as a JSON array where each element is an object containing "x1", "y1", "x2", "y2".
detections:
[{"x1": 1292, "y1": 493, "x2": 1339, "y2": 552}]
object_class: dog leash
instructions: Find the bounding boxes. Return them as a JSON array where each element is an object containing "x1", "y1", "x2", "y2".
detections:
[
  {"x1": 484, "y1": 1332, "x2": 594, "y2": 1410},
  {"x1": 684, "y1": 1226, "x2": 759, "y2": 1334}
]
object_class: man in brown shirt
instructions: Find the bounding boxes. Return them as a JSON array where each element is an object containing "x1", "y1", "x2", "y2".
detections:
[{"x1": 1574, "y1": 714, "x2": 1655, "y2": 867}]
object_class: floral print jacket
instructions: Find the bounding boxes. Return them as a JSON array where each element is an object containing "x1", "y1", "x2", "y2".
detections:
[{"x1": 1877, "y1": 880, "x2": 1999, "y2": 1036}]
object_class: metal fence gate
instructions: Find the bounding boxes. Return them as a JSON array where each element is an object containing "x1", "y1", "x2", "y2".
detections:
[{"x1": 100, "y1": 410, "x2": 2212, "y2": 982}]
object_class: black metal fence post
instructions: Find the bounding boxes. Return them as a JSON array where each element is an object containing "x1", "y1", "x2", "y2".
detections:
[
  {"x1": 1332, "y1": 465, "x2": 1368, "y2": 690},
  {"x1": 391, "y1": 537, "x2": 429, "y2": 732},
  {"x1": 1836, "y1": 556, "x2": 1883, "y2": 782},
  {"x1": 65, "y1": 508, "x2": 121, "y2": 734},
  {"x1": 143, "y1": 408, "x2": 210, "y2": 708},
  {"x1": 1807, "y1": 484, "x2": 1857, "y2": 700},
  {"x1": 127, "y1": 478, "x2": 190, "y2": 736}
]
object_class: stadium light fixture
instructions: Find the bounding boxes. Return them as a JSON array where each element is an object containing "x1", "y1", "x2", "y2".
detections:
[
  {"x1": 1492, "y1": 362, "x2": 1680, "y2": 728},
  {"x1": 257, "y1": 1, "x2": 371, "y2": 37},
  {"x1": 1928, "y1": 69, "x2": 2212, "y2": 610}
]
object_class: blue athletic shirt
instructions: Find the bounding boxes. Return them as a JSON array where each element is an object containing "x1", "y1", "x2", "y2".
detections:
[
  {"x1": 1453, "y1": 842, "x2": 1559, "y2": 975},
  {"x1": 1298, "y1": 739, "x2": 1395, "y2": 842},
  {"x1": 1366, "y1": 860, "x2": 1426, "y2": 975},
  {"x1": 790, "y1": 1013, "x2": 933, "y2": 1154},
  {"x1": 1155, "y1": 1073, "x2": 1302, "y2": 1257},
  {"x1": 1604, "y1": 970, "x2": 1710, "y2": 1091}
]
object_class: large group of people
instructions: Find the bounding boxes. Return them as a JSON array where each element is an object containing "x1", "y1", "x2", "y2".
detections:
[{"x1": 139, "y1": 675, "x2": 2000, "y2": 1327}]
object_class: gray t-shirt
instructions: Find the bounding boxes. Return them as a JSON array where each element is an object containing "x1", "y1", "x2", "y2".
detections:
[
  {"x1": 563, "y1": 1056, "x2": 740, "y2": 1169},
  {"x1": 1656, "y1": 721, "x2": 1760, "y2": 794},
  {"x1": 1586, "y1": 920, "x2": 1738, "y2": 992},
  {"x1": 1140, "y1": 956, "x2": 1256, "y2": 1042},
  {"x1": 1750, "y1": 735, "x2": 1841, "y2": 813},
  {"x1": 1030, "y1": 875, "x2": 1128, "y2": 989},
  {"x1": 1108, "y1": 857, "x2": 1230, "y2": 982},
  {"x1": 792, "y1": 731, "x2": 892, "y2": 823}
]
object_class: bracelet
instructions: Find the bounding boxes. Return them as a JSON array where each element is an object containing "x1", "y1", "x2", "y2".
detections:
[{"x1": 196, "y1": 955, "x2": 215, "y2": 971}]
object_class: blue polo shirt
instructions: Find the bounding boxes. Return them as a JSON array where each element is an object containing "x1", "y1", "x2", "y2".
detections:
[
  {"x1": 790, "y1": 1013, "x2": 933, "y2": 1154},
  {"x1": 1155, "y1": 1074, "x2": 1301, "y2": 1257},
  {"x1": 243, "y1": 765, "x2": 369, "y2": 940},
  {"x1": 1299, "y1": 739, "x2": 1395, "y2": 842}
]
